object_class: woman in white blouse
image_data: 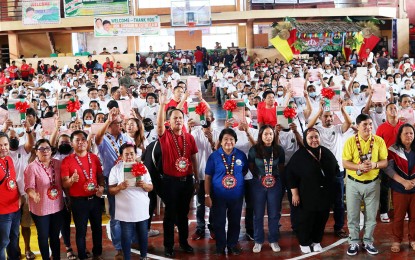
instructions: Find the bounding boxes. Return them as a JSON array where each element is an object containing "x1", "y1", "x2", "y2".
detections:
[{"x1": 108, "y1": 143, "x2": 153, "y2": 260}]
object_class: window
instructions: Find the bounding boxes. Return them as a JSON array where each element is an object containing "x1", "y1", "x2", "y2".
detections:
[
  {"x1": 138, "y1": 0, "x2": 235, "y2": 8},
  {"x1": 139, "y1": 29, "x2": 175, "y2": 52}
]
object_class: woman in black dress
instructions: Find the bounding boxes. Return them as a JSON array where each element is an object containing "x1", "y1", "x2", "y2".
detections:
[{"x1": 286, "y1": 128, "x2": 339, "y2": 254}]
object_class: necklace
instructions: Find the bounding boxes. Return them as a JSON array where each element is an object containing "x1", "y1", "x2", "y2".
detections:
[
  {"x1": 0, "y1": 158, "x2": 16, "y2": 191},
  {"x1": 262, "y1": 151, "x2": 276, "y2": 188},
  {"x1": 37, "y1": 159, "x2": 60, "y2": 200},
  {"x1": 169, "y1": 128, "x2": 189, "y2": 172},
  {"x1": 106, "y1": 133, "x2": 123, "y2": 157},
  {"x1": 221, "y1": 153, "x2": 237, "y2": 189},
  {"x1": 74, "y1": 153, "x2": 96, "y2": 192}
]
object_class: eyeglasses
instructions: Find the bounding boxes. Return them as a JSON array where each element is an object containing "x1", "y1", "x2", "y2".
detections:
[{"x1": 37, "y1": 147, "x2": 51, "y2": 152}]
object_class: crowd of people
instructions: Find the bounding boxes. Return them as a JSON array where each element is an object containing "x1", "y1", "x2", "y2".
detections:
[{"x1": 0, "y1": 45, "x2": 415, "y2": 260}]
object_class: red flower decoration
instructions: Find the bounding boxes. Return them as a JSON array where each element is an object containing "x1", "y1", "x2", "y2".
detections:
[
  {"x1": 223, "y1": 100, "x2": 237, "y2": 111},
  {"x1": 131, "y1": 162, "x2": 147, "y2": 177},
  {"x1": 66, "y1": 99, "x2": 81, "y2": 113},
  {"x1": 283, "y1": 107, "x2": 297, "y2": 119},
  {"x1": 321, "y1": 88, "x2": 335, "y2": 100},
  {"x1": 15, "y1": 101, "x2": 30, "y2": 113},
  {"x1": 195, "y1": 102, "x2": 208, "y2": 115}
]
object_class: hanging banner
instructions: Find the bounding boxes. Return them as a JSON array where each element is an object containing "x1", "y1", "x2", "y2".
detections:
[
  {"x1": 64, "y1": 0, "x2": 129, "y2": 17},
  {"x1": 392, "y1": 18, "x2": 397, "y2": 58},
  {"x1": 22, "y1": 0, "x2": 60, "y2": 25},
  {"x1": 94, "y1": 16, "x2": 160, "y2": 37}
]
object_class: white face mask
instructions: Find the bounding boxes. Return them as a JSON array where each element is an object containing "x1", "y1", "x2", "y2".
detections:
[
  {"x1": 245, "y1": 116, "x2": 252, "y2": 125},
  {"x1": 396, "y1": 78, "x2": 402, "y2": 84}
]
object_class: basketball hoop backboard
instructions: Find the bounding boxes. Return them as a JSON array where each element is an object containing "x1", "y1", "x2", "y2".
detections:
[{"x1": 171, "y1": 0, "x2": 212, "y2": 27}]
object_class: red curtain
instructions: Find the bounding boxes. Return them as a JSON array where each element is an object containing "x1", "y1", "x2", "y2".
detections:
[
  {"x1": 358, "y1": 35, "x2": 380, "y2": 61},
  {"x1": 287, "y1": 29, "x2": 299, "y2": 54}
]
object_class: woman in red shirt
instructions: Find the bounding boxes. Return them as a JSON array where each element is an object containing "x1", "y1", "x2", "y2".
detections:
[
  {"x1": 258, "y1": 90, "x2": 278, "y2": 128},
  {"x1": 0, "y1": 133, "x2": 20, "y2": 260}
]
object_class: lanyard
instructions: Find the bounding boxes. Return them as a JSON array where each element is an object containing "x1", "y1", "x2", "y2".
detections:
[
  {"x1": 221, "y1": 153, "x2": 235, "y2": 175},
  {"x1": 169, "y1": 128, "x2": 187, "y2": 158},
  {"x1": 306, "y1": 148, "x2": 325, "y2": 177},
  {"x1": 0, "y1": 159, "x2": 9, "y2": 184},
  {"x1": 355, "y1": 134, "x2": 374, "y2": 159},
  {"x1": 37, "y1": 159, "x2": 56, "y2": 186},
  {"x1": 74, "y1": 153, "x2": 93, "y2": 180},
  {"x1": 106, "y1": 133, "x2": 123, "y2": 157},
  {"x1": 263, "y1": 152, "x2": 273, "y2": 175}
]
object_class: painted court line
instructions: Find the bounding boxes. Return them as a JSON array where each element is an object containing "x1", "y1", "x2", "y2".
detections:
[
  {"x1": 131, "y1": 249, "x2": 173, "y2": 260},
  {"x1": 286, "y1": 238, "x2": 348, "y2": 260}
]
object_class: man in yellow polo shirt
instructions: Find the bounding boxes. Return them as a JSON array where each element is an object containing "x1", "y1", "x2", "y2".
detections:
[{"x1": 342, "y1": 113, "x2": 388, "y2": 256}]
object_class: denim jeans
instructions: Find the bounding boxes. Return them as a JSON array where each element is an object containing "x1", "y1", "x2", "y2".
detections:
[
  {"x1": 195, "y1": 180, "x2": 213, "y2": 234},
  {"x1": 31, "y1": 210, "x2": 63, "y2": 260},
  {"x1": 333, "y1": 173, "x2": 345, "y2": 231},
  {"x1": 196, "y1": 62, "x2": 204, "y2": 78},
  {"x1": 0, "y1": 210, "x2": 21, "y2": 260},
  {"x1": 106, "y1": 177, "x2": 122, "y2": 250},
  {"x1": 250, "y1": 176, "x2": 283, "y2": 243},
  {"x1": 120, "y1": 220, "x2": 148, "y2": 260},
  {"x1": 71, "y1": 196, "x2": 102, "y2": 259},
  {"x1": 211, "y1": 195, "x2": 243, "y2": 251}
]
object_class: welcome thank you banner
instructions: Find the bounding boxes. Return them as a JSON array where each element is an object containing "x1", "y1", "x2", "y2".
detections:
[
  {"x1": 22, "y1": 0, "x2": 60, "y2": 25},
  {"x1": 94, "y1": 16, "x2": 160, "y2": 37}
]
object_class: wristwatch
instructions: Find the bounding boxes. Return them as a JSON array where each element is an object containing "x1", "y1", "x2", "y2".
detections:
[{"x1": 204, "y1": 194, "x2": 210, "y2": 198}]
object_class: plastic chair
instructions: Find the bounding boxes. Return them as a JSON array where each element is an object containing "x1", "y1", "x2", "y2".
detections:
[
  {"x1": 58, "y1": 53, "x2": 65, "y2": 57},
  {"x1": 50, "y1": 53, "x2": 58, "y2": 57},
  {"x1": 66, "y1": 53, "x2": 73, "y2": 57}
]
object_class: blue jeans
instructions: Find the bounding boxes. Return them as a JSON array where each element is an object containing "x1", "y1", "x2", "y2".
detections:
[
  {"x1": 251, "y1": 176, "x2": 283, "y2": 243},
  {"x1": 333, "y1": 172, "x2": 345, "y2": 231},
  {"x1": 211, "y1": 195, "x2": 243, "y2": 251},
  {"x1": 196, "y1": 62, "x2": 204, "y2": 77},
  {"x1": 120, "y1": 220, "x2": 148, "y2": 260},
  {"x1": 0, "y1": 210, "x2": 21, "y2": 260},
  {"x1": 71, "y1": 196, "x2": 102, "y2": 259},
  {"x1": 31, "y1": 210, "x2": 63, "y2": 260},
  {"x1": 106, "y1": 178, "x2": 122, "y2": 250}
]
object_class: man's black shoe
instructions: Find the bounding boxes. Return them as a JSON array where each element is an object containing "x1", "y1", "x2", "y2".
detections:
[
  {"x1": 180, "y1": 243, "x2": 194, "y2": 253},
  {"x1": 164, "y1": 247, "x2": 175, "y2": 257},
  {"x1": 227, "y1": 246, "x2": 242, "y2": 255}
]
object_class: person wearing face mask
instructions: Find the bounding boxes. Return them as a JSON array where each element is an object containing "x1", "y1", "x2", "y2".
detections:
[
  {"x1": 83, "y1": 109, "x2": 95, "y2": 130},
  {"x1": 187, "y1": 111, "x2": 220, "y2": 241},
  {"x1": 275, "y1": 86, "x2": 285, "y2": 106},
  {"x1": 287, "y1": 128, "x2": 339, "y2": 254},
  {"x1": 141, "y1": 93, "x2": 159, "y2": 124},
  {"x1": 362, "y1": 92, "x2": 388, "y2": 133},
  {"x1": 347, "y1": 76, "x2": 371, "y2": 112},
  {"x1": 8, "y1": 122, "x2": 35, "y2": 260}
]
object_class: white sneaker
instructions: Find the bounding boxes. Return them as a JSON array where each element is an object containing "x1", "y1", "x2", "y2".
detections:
[
  {"x1": 312, "y1": 243, "x2": 322, "y2": 252},
  {"x1": 380, "y1": 213, "x2": 390, "y2": 223},
  {"x1": 299, "y1": 245, "x2": 311, "y2": 254},
  {"x1": 252, "y1": 243, "x2": 262, "y2": 253},
  {"x1": 405, "y1": 213, "x2": 409, "y2": 221},
  {"x1": 148, "y1": 229, "x2": 160, "y2": 237},
  {"x1": 270, "y1": 242, "x2": 281, "y2": 252}
]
